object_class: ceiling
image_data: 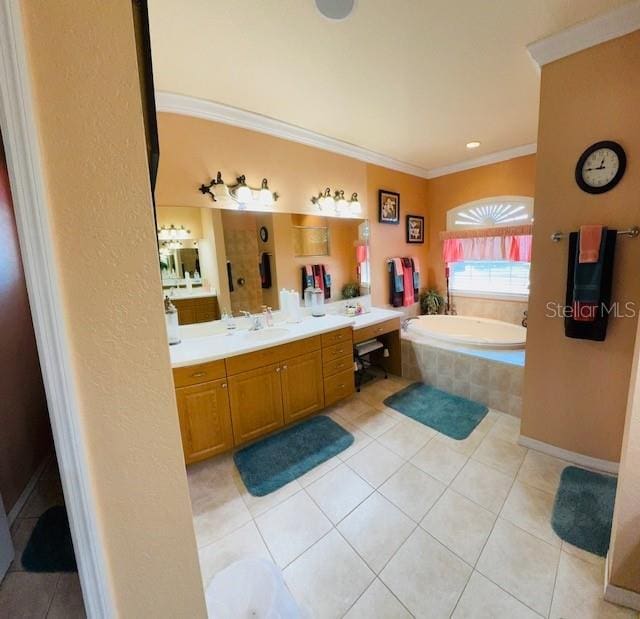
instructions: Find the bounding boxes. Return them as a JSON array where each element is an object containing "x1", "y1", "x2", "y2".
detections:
[{"x1": 148, "y1": 0, "x2": 629, "y2": 173}]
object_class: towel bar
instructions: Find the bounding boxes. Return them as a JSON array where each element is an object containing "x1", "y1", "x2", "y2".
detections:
[{"x1": 551, "y1": 226, "x2": 639, "y2": 242}]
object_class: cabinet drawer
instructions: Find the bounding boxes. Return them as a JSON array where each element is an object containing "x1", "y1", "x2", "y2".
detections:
[
  {"x1": 173, "y1": 360, "x2": 227, "y2": 388},
  {"x1": 324, "y1": 367, "x2": 355, "y2": 407},
  {"x1": 321, "y1": 327, "x2": 353, "y2": 348},
  {"x1": 322, "y1": 341, "x2": 353, "y2": 363},
  {"x1": 323, "y1": 353, "x2": 353, "y2": 378},
  {"x1": 353, "y1": 318, "x2": 401, "y2": 344},
  {"x1": 226, "y1": 336, "x2": 321, "y2": 375}
]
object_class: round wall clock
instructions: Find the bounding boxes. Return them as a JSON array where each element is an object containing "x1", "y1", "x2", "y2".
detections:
[
  {"x1": 575, "y1": 140, "x2": 626, "y2": 194},
  {"x1": 259, "y1": 226, "x2": 269, "y2": 242}
]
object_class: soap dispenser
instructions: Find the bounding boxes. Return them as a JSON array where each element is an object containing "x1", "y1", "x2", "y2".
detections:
[{"x1": 164, "y1": 296, "x2": 181, "y2": 345}]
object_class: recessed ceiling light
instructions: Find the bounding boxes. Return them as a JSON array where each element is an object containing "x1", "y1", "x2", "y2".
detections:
[
  {"x1": 466, "y1": 141, "x2": 481, "y2": 149},
  {"x1": 315, "y1": 0, "x2": 356, "y2": 21}
]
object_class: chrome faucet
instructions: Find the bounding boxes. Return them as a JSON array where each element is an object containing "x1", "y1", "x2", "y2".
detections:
[
  {"x1": 240, "y1": 310, "x2": 264, "y2": 331},
  {"x1": 401, "y1": 316, "x2": 420, "y2": 331}
]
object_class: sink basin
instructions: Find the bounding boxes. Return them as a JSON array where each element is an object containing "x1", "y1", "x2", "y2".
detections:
[{"x1": 243, "y1": 327, "x2": 291, "y2": 342}]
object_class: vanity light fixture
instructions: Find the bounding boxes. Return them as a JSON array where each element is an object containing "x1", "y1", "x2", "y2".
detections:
[
  {"x1": 466, "y1": 141, "x2": 481, "y2": 149},
  {"x1": 311, "y1": 188, "x2": 362, "y2": 216},
  {"x1": 199, "y1": 171, "x2": 279, "y2": 208},
  {"x1": 157, "y1": 224, "x2": 191, "y2": 241}
]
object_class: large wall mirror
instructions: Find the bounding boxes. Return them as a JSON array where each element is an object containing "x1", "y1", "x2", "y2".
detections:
[{"x1": 157, "y1": 206, "x2": 370, "y2": 319}]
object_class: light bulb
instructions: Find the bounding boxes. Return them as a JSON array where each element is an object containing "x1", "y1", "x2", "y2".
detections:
[
  {"x1": 335, "y1": 190, "x2": 348, "y2": 215},
  {"x1": 320, "y1": 187, "x2": 333, "y2": 210},
  {"x1": 260, "y1": 178, "x2": 274, "y2": 205},
  {"x1": 349, "y1": 193, "x2": 362, "y2": 215},
  {"x1": 233, "y1": 176, "x2": 252, "y2": 204}
]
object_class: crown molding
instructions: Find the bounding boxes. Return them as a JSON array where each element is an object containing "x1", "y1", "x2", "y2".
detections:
[
  {"x1": 528, "y1": 0, "x2": 640, "y2": 68},
  {"x1": 156, "y1": 91, "x2": 432, "y2": 179},
  {"x1": 425, "y1": 143, "x2": 537, "y2": 179}
]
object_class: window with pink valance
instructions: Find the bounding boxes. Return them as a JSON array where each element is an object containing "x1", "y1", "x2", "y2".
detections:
[{"x1": 442, "y1": 234, "x2": 532, "y2": 264}]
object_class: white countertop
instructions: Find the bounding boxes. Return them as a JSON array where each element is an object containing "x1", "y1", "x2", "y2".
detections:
[
  {"x1": 169, "y1": 307, "x2": 403, "y2": 368},
  {"x1": 166, "y1": 290, "x2": 217, "y2": 300}
]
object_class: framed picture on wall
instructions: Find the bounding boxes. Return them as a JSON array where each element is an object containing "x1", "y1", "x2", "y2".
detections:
[
  {"x1": 379, "y1": 190, "x2": 400, "y2": 224},
  {"x1": 406, "y1": 215, "x2": 425, "y2": 244}
]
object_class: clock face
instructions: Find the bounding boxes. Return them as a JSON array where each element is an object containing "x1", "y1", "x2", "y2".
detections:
[{"x1": 575, "y1": 140, "x2": 626, "y2": 194}]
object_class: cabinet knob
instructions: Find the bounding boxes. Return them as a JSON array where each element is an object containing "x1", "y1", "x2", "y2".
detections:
[
  {"x1": 338, "y1": 384, "x2": 345, "y2": 389},
  {"x1": 221, "y1": 383, "x2": 227, "y2": 389},
  {"x1": 335, "y1": 349, "x2": 343, "y2": 355},
  {"x1": 282, "y1": 365, "x2": 288, "y2": 370},
  {"x1": 191, "y1": 371, "x2": 206, "y2": 378},
  {"x1": 275, "y1": 367, "x2": 281, "y2": 373}
]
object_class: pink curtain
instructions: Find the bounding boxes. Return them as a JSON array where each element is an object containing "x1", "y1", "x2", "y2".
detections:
[
  {"x1": 356, "y1": 244, "x2": 369, "y2": 263},
  {"x1": 443, "y1": 235, "x2": 532, "y2": 263}
]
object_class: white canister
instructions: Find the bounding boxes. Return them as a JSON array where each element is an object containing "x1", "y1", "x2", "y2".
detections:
[{"x1": 164, "y1": 297, "x2": 181, "y2": 345}]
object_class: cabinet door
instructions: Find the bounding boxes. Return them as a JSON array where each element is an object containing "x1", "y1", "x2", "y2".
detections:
[
  {"x1": 281, "y1": 350, "x2": 325, "y2": 424},
  {"x1": 228, "y1": 364, "x2": 284, "y2": 444},
  {"x1": 175, "y1": 379, "x2": 233, "y2": 464}
]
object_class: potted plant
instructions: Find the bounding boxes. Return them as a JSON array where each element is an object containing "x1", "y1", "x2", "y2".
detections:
[
  {"x1": 342, "y1": 282, "x2": 360, "y2": 299},
  {"x1": 420, "y1": 289, "x2": 444, "y2": 315}
]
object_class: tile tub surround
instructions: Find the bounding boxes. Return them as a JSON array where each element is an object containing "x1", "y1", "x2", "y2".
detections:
[
  {"x1": 451, "y1": 294, "x2": 528, "y2": 326},
  {"x1": 401, "y1": 339, "x2": 524, "y2": 417},
  {"x1": 189, "y1": 377, "x2": 637, "y2": 618}
]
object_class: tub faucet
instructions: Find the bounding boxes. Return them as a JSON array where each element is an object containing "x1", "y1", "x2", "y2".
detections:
[
  {"x1": 521, "y1": 310, "x2": 528, "y2": 328},
  {"x1": 401, "y1": 316, "x2": 420, "y2": 331},
  {"x1": 240, "y1": 310, "x2": 264, "y2": 331}
]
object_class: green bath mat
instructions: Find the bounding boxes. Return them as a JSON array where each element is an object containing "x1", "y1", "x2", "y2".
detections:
[
  {"x1": 383, "y1": 383, "x2": 488, "y2": 440},
  {"x1": 234, "y1": 415, "x2": 353, "y2": 497},
  {"x1": 552, "y1": 466, "x2": 617, "y2": 557},
  {"x1": 22, "y1": 505, "x2": 77, "y2": 573}
]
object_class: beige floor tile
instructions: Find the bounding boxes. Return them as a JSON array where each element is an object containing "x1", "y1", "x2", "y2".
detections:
[
  {"x1": 351, "y1": 408, "x2": 400, "y2": 438},
  {"x1": 306, "y1": 463, "x2": 374, "y2": 524},
  {"x1": 192, "y1": 490, "x2": 252, "y2": 548},
  {"x1": 379, "y1": 463, "x2": 446, "y2": 522},
  {"x1": 378, "y1": 420, "x2": 434, "y2": 459},
  {"x1": 501, "y1": 481, "x2": 562, "y2": 547},
  {"x1": 0, "y1": 571, "x2": 59, "y2": 618},
  {"x1": 8, "y1": 518, "x2": 38, "y2": 571},
  {"x1": 331, "y1": 419, "x2": 374, "y2": 461},
  {"x1": 198, "y1": 520, "x2": 272, "y2": 586},
  {"x1": 256, "y1": 491, "x2": 332, "y2": 568},
  {"x1": 297, "y1": 455, "x2": 342, "y2": 488},
  {"x1": 380, "y1": 527, "x2": 472, "y2": 618},
  {"x1": 237, "y1": 477, "x2": 302, "y2": 519},
  {"x1": 411, "y1": 439, "x2": 468, "y2": 484},
  {"x1": 516, "y1": 450, "x2": 569, "y2": 495},
  {"x1": 18, "y1": 478, "x2": 64, "y2": 518},
  {"x1": 476, "y1": 518, "x2": 560, "y2": 616},
  {"x1": 550, "y1": 552, "x2": 637, "y2": 619},
  {"x1": 561, "y1": 540, "x2": 604, "y2": 567},
  {"x1": 346, "y1": 441, "x2": 404, "y2": 487},
  {"x1": 283, "y1": 529, "x2": 374, "y2": 618},
  {"x1": 472, "y1": 435, "x2": 527, "y2": 477},
  {"x1": 332, "y1": 397, "x2": 376, "y2": 422},
  {"x1": 452, "y1": 571, "x2": 541, "y2": 619},
  {"x1": 451, "y1": 459, "x2": 514, "y2": 514},
  {"x1": 487, "y1": 414, "x2": 521, "y2": 444},
  {"x1": 338, "y1": 493, "x2": 415, "y2": 573},
  {"x1": 434, "y1": 426, "x2": 485, "y2": 457},
  {"x1": 47, "y1": 573, "x2": 87, "y2": 619},
  {"x1": 421, "y1": 489, "x2": 496, "y2": 565},
  {"x1": 344, "y1": 578, "x2": 412, "y2": 618}
]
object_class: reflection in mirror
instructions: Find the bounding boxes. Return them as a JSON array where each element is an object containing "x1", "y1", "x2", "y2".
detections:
[{"x1": 156, "y1": 206, "x2": 370, "y2": 321}]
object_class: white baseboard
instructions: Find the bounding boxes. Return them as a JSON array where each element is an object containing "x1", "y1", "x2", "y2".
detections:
[
  {"x1": 605, "y1": 554, "x2": 640, "y2": 611},
  {"x1": 518, "y1": 435, "x2": 618, "y2": 474},
  {"x1": 7, "y1": 456, "x2": 49, "y2": 525}
]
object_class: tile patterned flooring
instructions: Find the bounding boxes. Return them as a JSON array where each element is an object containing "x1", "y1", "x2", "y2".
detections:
[
  {"x1": 0, "y1": 457, "x2": 86, "y2": 618},
  {"x1": 190, "y1": 376, "x2": 639, "y2": 619}
]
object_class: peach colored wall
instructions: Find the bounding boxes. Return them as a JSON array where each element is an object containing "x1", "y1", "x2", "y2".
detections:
[
  {"x1": 425, "y1": 155, "x2": 536, "y2": 293},
  {"x1": 22, "y1": 1, "x2": 205, "y2": 616},
  {"x1": 155, "y1": 113, "x2": 368, "y2": 216},
  {"x1": 0, "y1": 137, "x2": 52, "y2": 512},
  {"x1": 522, "y1": 31, "x2": 640, "y2": 463},
  {"x1": 366, "y1": 165, "x2": 429, "y2": 308},
  {"x1": 608, "y1": 315, "x2": 640, "y2": 595},
  {"x1": 157, "y1": 205, "x2": 203, "y2": 238}
]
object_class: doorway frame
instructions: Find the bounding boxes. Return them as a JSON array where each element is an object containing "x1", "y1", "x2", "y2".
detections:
[{"x1": 0, "y1": 2, "x2": 114, "y2": 616}]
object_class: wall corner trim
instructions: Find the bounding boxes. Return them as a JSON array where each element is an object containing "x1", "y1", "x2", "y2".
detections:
[
  {"x1": 605, "y1": 554, "x2": 640, "y2": 611},
  {"x1": 0, "y1": 1, "x2": 115, "y2": 616},
  {"x1": 518, "y1": 435, "x2": 619, "y2": 474},
  {"x1": 527, "y1": 1, "x2": 640, "y2": 68},
  {"x1": 156, "y1": 91, "x2": 536, "y2": 180}
]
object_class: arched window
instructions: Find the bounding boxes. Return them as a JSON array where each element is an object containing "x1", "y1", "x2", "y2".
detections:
[{"x1": 447, "y1": 196, "x2": 534, "y2": 230}]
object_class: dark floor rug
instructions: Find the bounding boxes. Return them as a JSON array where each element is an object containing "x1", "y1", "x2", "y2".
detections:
[
  {"x1": 552, "y1": 466, "x2": 617, "y2": 557},
  {"x1": 22, "y1": 505, "x2": 77, "y2": 572},
  {"x1": 234, "y1": 415, "x2": 353, "y2": 496},
  {"x1": 383, "y1": 383, "x2": 488, "y2": 440}
]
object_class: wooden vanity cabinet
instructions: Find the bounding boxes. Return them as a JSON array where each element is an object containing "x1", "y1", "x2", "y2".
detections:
[
  {"x1": 175, "y1": 378, "x2": 233, "y2": 464},
  {"x1": 227, "y1": 363, "x2": 284, "y2": 444},
  {"x1": 280, "y1": 350, "x2": 324, "y2": 424}
]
